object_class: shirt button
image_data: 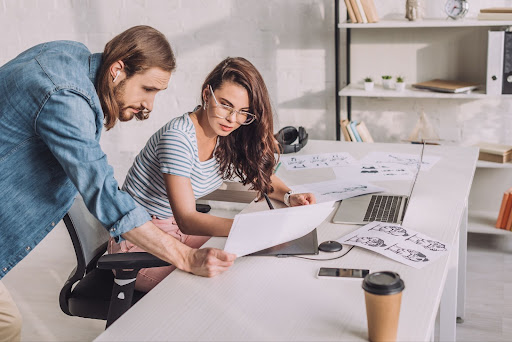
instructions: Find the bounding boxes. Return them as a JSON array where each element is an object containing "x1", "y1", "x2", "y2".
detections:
[
  {"x1": 2, "y1": 267, "x2": 7, "y2": 272},
  {"x1": 111, "y1": 228, "x2": 116, "y2": 232},
  {"x1": 26, "y1": 246, "x2": 31, "y2": 251},
  {"x1": 51, "y1": 222, "x2": 55, "y2": 226}
]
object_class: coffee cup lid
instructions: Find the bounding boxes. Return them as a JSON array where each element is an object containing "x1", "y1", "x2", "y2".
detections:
[{"x1": 362, "y1": 271, "x2": 405, "y2": 295}]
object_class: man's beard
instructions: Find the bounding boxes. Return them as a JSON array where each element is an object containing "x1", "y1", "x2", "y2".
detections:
[{"x1": 113, "y1": 80, "x2": 146, "y2": 122}]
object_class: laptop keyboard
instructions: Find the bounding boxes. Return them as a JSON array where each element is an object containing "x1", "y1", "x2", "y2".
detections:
[{"x1": 364, "y1": 195, "x2": 403, "y2": 223}]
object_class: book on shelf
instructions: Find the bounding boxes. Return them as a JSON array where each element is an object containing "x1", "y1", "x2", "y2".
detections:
[
  {"x1": 350, "y1": 121, "x2": 363, "y2": 142},
  {"x1": 474, "y1": 141, "x2": 512, "y2": 163},
  {"x1": 412, "y1": 79, "x2": 480, "y2": 94},
  {"x1": 354, "y1": 0, "x2": 368, "y2": 23},
  {"x1": 503, "y1": 32, "x2": 512, "y2": 94},
  {"x1": 349, "y1": 0, "x2": 363, "y2": 23},
  {"x1": 480, "y1": 8, "x2": 512, "y2": 13},
  {"x1": 356, "y1": 121, "x2": 374, "y2": 143},
  {"x1": 496, "y1": 191, "x2": 510, "y2": 228},
  {"x1": 340, "y1": 120, "x2": 374, "y2": 143},
  {"x1": 486, "y1": 30, "x2": 505, "y2": 95},
  {"x1": 344, "y1": 0, "x2": 357, "y2": 23},
  {"x1": 496, "y1": 186, "x2": 512, "y2": 229},
  {"x1": 360, "y1": 0, "x2": 379, "y2": 23},
  {"x1": 340, "y1": 119, "x2": 352, "y2": 141},
  {"x1": 478, "y1": 12, "x2": 512, "y2": 20}
]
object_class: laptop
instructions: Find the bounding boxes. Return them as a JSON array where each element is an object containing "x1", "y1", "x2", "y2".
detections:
[{"x1": 332, "y1": 144, "x2": 425, "y2": 225}]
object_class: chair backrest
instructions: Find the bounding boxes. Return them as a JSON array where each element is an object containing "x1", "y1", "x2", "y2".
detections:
[
  {"x1": 64, "y1": 196, "x2": 111, "y2": 271},
  {"x1": 60, "y1": 195, "x2": 111, "y2": 315}
]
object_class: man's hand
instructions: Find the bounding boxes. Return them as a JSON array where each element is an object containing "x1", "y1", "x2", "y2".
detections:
[
  {"x1": 290, "y1": 192, "x2": 317, "y2": 206},
  {"x1": 184, "y1": 248, "x2": 236, "y2": 277}
]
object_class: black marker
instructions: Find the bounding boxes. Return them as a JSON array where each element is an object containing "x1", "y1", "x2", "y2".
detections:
[{"x1": 263, "y1": 193, "x2": 274, "y2": 210}]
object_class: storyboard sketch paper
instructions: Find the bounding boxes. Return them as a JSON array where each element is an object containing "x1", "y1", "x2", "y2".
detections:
[
  {"x1": 338, "y1": 222, "x2": 450, "y2": 269},
  {"x1": 280, "y1": 152, "x2": 357, "y2": 170},
  {"x1": 224, "y1": 202, "x2": 334, "y2": 257},
  {"x1": 290, "y1": 179, "x2": 386, "y2": 204},
  {"x1": 333, "y1": 163, "x2": 415, "y2": 181},
  {"x1": 359, "y1": 152, "x2": 441, "y2": 171}
]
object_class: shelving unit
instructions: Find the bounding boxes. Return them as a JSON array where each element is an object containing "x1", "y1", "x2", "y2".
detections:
[{"x1": 334, "y1": 3, "x2": 512, "y2": 235}]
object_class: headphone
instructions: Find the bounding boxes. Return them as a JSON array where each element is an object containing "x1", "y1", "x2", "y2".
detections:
[{"x1": 275, "y1": 126, "x2": 309, "y2": 154}]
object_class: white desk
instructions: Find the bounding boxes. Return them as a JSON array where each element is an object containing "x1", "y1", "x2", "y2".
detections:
[{"x1": 95, "y1": 140, "x2": 477, "y2": 342}]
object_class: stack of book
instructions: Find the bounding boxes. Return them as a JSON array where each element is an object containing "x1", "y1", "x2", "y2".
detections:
[
  {"x1": 474, "y1": 141, "x2": 512, "y2": 163},
  {"x1": 496, "y1": 186, "x2": 512, "y2": 230},
  {"x1": 344, "y1": 0, "x2": 379, "y2": 23},
  {"x1": 412, "y1": 79, "x2": 480, "y2": 94},
  {"x1": 478, "y1": 7, "x2": 512, "y2": 21},
  {"x1": 340, "y1": 119, "x2": 374, "y2": 142}
]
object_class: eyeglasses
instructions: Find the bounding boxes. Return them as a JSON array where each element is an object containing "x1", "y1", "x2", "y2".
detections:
[{"x1": 208, "y1": 85, "x2": 256, "y2": 125}]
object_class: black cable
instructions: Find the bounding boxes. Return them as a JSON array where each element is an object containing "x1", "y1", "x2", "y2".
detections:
[{"x1": 276, "y1": 245, "x2": 355, "y2": 261}]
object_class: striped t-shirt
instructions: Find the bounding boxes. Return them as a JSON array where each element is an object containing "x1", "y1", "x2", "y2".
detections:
[{"x1": 122, "y1": 111, "x2": 224, "y2": 218}]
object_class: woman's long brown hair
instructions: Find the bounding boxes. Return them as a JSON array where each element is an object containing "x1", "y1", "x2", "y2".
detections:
[
  {"x1": 96, "y1": 25, "x2": 176, "y2": 130},
  {"x1": 201, "y1": 57, "x2": 277, "y2": 199}
]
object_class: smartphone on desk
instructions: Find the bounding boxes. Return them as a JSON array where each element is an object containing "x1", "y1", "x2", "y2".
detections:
[{"x1": 317, "y1": 267, "x2": 369, "y2": 279}]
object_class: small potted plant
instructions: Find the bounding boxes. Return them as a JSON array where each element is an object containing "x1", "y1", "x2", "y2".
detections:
[
  {"x1": 381, "y1": 75, "x2": 393, "y2": 89},
  {"x1": 395, "y1": 76, "x2": 405, "y2": 91},
  {"x1": 364, "y1": 77, "x2": 374, "y2": 91}
]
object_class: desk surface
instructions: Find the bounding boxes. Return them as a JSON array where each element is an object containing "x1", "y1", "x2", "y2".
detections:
[{"x1": 95, "y1": 140, "x2": 477, "y2": 342}]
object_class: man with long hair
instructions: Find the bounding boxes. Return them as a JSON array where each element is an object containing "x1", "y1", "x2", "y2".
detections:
[{"x1": 0, "y1": 26, "x2": 235, "y2": 340}]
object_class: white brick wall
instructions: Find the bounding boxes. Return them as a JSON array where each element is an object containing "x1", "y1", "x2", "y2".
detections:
[
  {"x1": 2, "y1": 0, "x2": 512, "y2": 182},
  {"x1": 0, "y1": 0, "x2": 335, "y2": 181}
]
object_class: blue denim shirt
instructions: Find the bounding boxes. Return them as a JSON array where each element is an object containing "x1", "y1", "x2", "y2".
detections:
[{"x1": 0, "y1": 41, "x2": 151, "y2": 279}]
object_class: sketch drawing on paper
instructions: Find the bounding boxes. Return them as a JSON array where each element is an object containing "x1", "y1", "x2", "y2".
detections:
[
  {"x1": 385, "y1": 244, "x2": 429, "y2": 262},
  {"x1": 370, "y1": 224, "x2": 409, "y2": 236},
  {"x1": 321, "y1": 185, "x2": 368, "y2": 196},
  {"x1": 347, "y1": 235, "x2": 387, "y2": 247},
  {"x1": 406, "y1": 234, "x2": 447, "y2": 251},
  {"x1": 286, "y1": 156, "x2": 307, "y2": 169},
  {"x1": 329, "y1": 153, "x2": 351, "y2": 167},
  {"x1": 310, "y1": 155, "x2": 329, "y2": 168}
]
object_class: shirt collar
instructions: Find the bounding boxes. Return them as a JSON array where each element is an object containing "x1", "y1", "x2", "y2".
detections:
[{"x1": 88, "y1": 53, "x2": 103, "y2": 86}]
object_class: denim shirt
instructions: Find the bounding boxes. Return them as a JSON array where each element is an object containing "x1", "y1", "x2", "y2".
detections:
[{"x1": 0, "y1": 41, "x2": 151, "y2": 279}]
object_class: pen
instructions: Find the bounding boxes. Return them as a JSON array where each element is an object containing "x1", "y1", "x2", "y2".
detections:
[
  {"x1": 274, "y1": 162, "x2": 281, "y2": 174},
  {"x1": 263, "y1": 193, "x2": 274, "y2": 210}
]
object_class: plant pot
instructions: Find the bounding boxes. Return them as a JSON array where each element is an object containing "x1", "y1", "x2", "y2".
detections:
[
  {"x1": 395, "y1": 82, "x2": 406, "y2": 91},
  {"x1": 382, "y1": 79, "x2": 394, "y2": 89},
  {"x1": 364, "y1": 81, "x2": 374, "y2": 91}
]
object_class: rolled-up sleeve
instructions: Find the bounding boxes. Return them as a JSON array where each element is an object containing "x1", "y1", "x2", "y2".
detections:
[{"x1": 36, "y1": 89, "x2": 150, "y2": 239}]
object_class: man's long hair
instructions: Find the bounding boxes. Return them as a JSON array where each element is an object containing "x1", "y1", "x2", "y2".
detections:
[
  {"x1": 201, "y1": 57, "x2": 277, "y2": 199},
  {"x1": 96, "y1": 25, "x2": 176, "y2": 130}
]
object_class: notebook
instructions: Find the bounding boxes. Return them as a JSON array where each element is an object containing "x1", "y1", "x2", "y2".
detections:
[
  {"x1": 332, "y1": 144, "x2": 425, "y2": 225},
  {"x1": 248, "y1": 229, "x2": 319, "y2": 256},
  {"x1": 412, "y1": 79, "x2": 480, "y2": 93}
]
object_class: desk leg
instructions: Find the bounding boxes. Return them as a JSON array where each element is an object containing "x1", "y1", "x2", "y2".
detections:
[
  {"x1": 457, "y1": 204, "x2": 467, "y2": 322},
  {"x1": 439, "y1": 234, "x2": 459, "y2": 341}
]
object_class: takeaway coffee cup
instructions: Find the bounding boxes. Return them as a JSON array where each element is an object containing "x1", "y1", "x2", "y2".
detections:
[{"x1": 362, "y1": 271, "x2": 405, "y2": 342}]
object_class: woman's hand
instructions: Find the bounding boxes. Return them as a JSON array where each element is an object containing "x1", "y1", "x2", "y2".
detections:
[{"x1": 289, "y1": 192, "x2": 316, "y2": 206}]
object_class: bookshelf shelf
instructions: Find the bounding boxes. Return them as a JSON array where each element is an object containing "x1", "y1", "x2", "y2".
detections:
[
  {"x1": 335, "y1": 2, "x2": 512, "y2": 236},
  {"x1": 339, "y1": 83, "x2": 488, "y2": 99},
  {"x1": 476, "y1": 160, "x2": 512, "y2": 168},
  {"x1": 339, "y1": 17, "x2": 512, "y2": 29},
  {"x1": 468, "y1": 210, "x2": 512, "y2": 235}
]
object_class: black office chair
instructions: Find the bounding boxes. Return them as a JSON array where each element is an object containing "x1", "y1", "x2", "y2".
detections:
[{"x1": 59, "y1": 196, "x2": 170, "y2": 328}]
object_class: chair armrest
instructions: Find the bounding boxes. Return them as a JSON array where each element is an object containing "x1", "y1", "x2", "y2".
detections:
[{"x1": 97, "y1": 252, "x2": 170, "y2": 270}]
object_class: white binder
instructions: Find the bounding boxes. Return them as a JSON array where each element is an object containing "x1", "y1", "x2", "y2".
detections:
[{"x1": 486, "y1": 30, "x2": 504, "y2": 95}]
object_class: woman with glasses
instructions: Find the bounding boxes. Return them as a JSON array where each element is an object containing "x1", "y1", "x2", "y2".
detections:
[{"x1": 109, "y1": 57, "x2": 316, "y2": 292}]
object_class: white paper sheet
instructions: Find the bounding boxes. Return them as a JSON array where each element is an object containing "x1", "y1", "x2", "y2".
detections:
[
  {"x1": 359, "y1": 152, "x2": 441, "y2": 171},
  {"x1": 280, "y1": 152, "x2": 357, "y2": 170},
  {"x1": 290, "y1": 179, "x2": 386, "y2": 204},
  {"x1": 224, "y1": 202, "x2": 334, "y2": 257},
  {"x1": 333, "y1": 163, "x2": 415, "y2": 181},
  {"x1": 338, "y1": 222, "x2": 450, "y2": 269}
]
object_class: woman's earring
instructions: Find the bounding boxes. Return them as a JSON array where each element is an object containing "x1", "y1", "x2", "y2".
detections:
[
  {"x1": 203, "y1": 101, "x2": 207, "y2": 110},
  {"x1": 112, "y1": 70, "x2": 120, "y2": 83}
]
